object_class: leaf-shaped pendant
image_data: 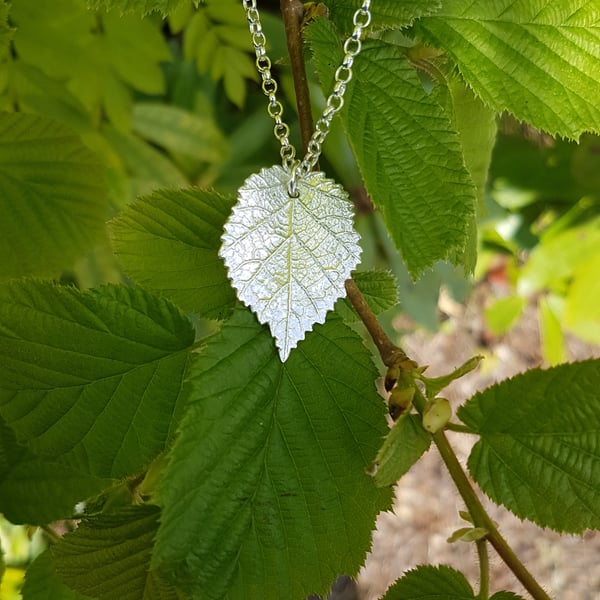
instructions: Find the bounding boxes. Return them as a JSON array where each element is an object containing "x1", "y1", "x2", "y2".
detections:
[{"x1": 220, "y1": 165, "x2": 361, "y2": 361}]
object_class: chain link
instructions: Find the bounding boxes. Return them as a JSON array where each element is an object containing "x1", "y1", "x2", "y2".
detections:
[{"x1": 242, "y1": 0, "x2": 372, "y2": 194}]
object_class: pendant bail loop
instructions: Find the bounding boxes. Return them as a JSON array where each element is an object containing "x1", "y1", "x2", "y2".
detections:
[{"x1": 287, "y1": 161, "x2": 301, "y2": 198}]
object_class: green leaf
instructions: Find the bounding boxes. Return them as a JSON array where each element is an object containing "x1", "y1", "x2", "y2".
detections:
[
  {"x1": 539, "y1": 296, "x2": 566, "y2": 366},
  {"x1": 381, "y1": 565, "x2": 475, "y2": 599},
  {"x1": 336, "y1": 271, "x2": 398, "y2": 322},
  {"x1": 0, "y1": 113, "x2": 108, "y2": 281},
  {"x1": 87, "y1": 0, "x2": 192, "y2": 16},
  {"x1": 0, "y1": 280, "x2": 194, "y2": 479},
  {"x1": 11, "y1": 2, "x2": 169, "y2": 124},
  {"x1": 373, "y1": 414, "x2": 431, "y2": 487},
  {"x1": 103, "y1": 12, "x2": 171, "y2": 95},
  {"x1": 435, "y1": 75, "x2": 497, "y2": 271},
  {"x1": 220, "y1": 166, "x2": 361, "y2": 361},
  {"x1": 51, "y1": 506, "x2": 182, "y2": 600},
  {"x1": 490, "y1": 593, "x2": 527, "y2": 600},
  {"x1": 327, "y1": 0, "x2": 441, "y2": 32},
  {"x1": 131, "y1": 103, "x2": 227, "y2": 163},
  {"x1": 517, "y1": 217, "x2": 600, "y2": 296},
  {"x1": 418, "y1": 1, "x2": 600, "y2": 138},
  {"x1": 458, "y1": 359, "x2": 600, "y2": 533},
  {"x1": 154, "y1": 307, "x2": 392, "y2": 599},
  {"x1": 564, "y1": 254, "x2": 600, "y2": 345},
  {"x1": 102, "y1": 126, "x2": 188, "y2": 194},
  {"x1": 307, "y1": 21, "x2": 476, "y2": 277},
  {"x1": 0, "y1": 415, "x2": 112, "y2": 525},
  {"x1": 484, "y1": 296, "x2": 526, "y2": 336},
  {"x1": 110, "y1": 187, "x2": 236, "y2": 319},
  {"x1": 23, "y1": 551, "x2": 91, "y2": 600}
]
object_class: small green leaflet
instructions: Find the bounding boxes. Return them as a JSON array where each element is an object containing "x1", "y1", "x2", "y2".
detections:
[
  {"x1": 154, "y1": 307, "x2": 391, "y2": 599},
  {"x1": 418, "y1": 1, "x2": 600, "y2": 138},
  {"x1": 51, "y1": 506, "x2": 182, "y2": 600},
  {"x1": 458, "y1": 359, "x2": 600, "y2": 533},
  {"x1": 0, "y1": 113, "x2": 108, "y2": 281},
  {"x1": 381, "y1": 565, "x2": 475, "y2": 599},
  {"x1": 307, "y1": 20, "x2": 476, "y2": 277},
  {"x1": 220, "y1": 166, "x2": 361, "y2": 361},
  {"x1": 0, "y1": 416, "x2": 112, "y2": 525},
  {"x1": 327, "y1": 0, "x2": 441, "y2": 32},
  {"x1": 0, "y1": 280, "x2": 194, "y2": 479},
  {"x1": 335, "y1": 270, "x2": 398, "y2": 322},
  {"x1": 373, "y1": 414, "x2": 431, "y2": 487},
  {"x1": 110, "y1": 187, "x2": 236, "y2": 319}
]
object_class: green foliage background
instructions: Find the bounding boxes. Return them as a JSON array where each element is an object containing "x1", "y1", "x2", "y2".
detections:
[{"x1": 0, "y1": 0, "x2": 599, "y2": 599}]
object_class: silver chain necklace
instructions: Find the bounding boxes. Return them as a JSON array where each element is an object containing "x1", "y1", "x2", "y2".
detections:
[
  {"x1": 220, "y1": 2, "x2": 372, "y2": 360},
  {"x1": 242, "y1": 0, "x2": 372, "y2": 195}
]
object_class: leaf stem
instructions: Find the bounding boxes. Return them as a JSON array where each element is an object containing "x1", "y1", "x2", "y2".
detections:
[
  {"x1": 280, "y1": 0, "x2": 314, "y2": 156},
  {"x1": 476, "y1": 538, "x2": 490, "y2": 599},
  {"x1": 446, "y1": 422, "x2": 476, "y2": 434},
  {"x1": 344, "y1": 279, "x2": 410, "y2": 367}
]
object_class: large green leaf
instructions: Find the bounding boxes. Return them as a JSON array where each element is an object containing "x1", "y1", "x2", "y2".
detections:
[
  {"x1": 0, "y1": 280, "x2": 194, "y2": 479},
  {"x1": 458, "y1": 359, "x2": 600, "y2": 533},
  {"x1": 110, "y1": 187, "x2": 236, "y2": 319},
  {"x1": 381, "y1": 565, "x2": 475, "y2": 599},
  {"x1": 307, "y1": 21, "x2": 476, "y2": 277},
  {"x1": 23, "y1": 551, "x2": 91, "y2": 600},
  {"x1": 154, "y1": 307, "x2": 392, "y2": 599},
  {"x1": 0, "y1": 416, "x2": 112, "y2": 525},
  {"x1": 327, "y1": 0, "x2": 441, "y2": 32},
  {"x1": 51, "y1": 506, "x2": 182, "y2": 600},
  {"x1": 0, "y1": 113, "x2": 108, "y2": 280},
  {"x1": 418, "y1": 1, "x2": 600, "y2": 138}
]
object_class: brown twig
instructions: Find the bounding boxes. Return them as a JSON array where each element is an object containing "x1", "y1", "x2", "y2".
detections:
[
  {"x1": 280, "y1": 0, "x2": 314, "y2": 156},
  {"x1": 345, "y1": 279, "x2": 411, "y2": 367}
]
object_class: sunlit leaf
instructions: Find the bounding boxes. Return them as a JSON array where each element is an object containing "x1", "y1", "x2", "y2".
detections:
[
  {"x1": 418, "y1": 1, "x2": 600, "y2": 138},
  {"x1": 327, "y1": 0, "x2": 441, "y2": 32},
  {"x1": 0, "y1": 113, "x2": 108, "y2": 281},
  {"x1": 131, "y1": 103, "x2": 227, "y2": 163},
  {"x1": 307, "y1": 20, "x2": 476, "y2": 277}
]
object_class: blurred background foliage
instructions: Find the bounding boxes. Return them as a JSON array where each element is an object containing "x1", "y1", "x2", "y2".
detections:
[{"x1": 1, "y1": 0, "x2": 599, "y2": 589}]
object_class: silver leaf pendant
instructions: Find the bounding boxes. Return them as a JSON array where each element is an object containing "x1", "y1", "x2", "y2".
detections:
[{"x1": 220, "y1": 165, "x2": 361, "y2": 361}]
